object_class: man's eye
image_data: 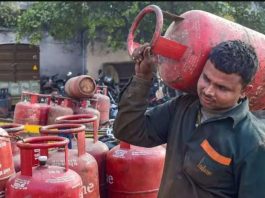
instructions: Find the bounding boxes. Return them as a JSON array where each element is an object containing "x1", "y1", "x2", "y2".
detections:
[
  {"x1": 203, "y1": 74, "x2": 209, "y2": 82},
  {"x1": 218, "y1": 86, "x2": 227, "y2": 91}
]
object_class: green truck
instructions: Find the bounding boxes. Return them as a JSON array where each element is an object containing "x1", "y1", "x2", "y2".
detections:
[{"x1": 0, "y1": 44, "x2": 40, "y2": 117}]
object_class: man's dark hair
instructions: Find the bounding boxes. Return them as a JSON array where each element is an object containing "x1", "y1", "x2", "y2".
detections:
[{"x1": 209, "y1": 40, "x2": 259, "y2": 85}]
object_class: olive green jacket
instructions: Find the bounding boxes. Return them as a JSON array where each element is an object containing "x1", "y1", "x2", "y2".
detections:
[{"x1": 113, "y1": 76, "x2": 265, "y2": 198}]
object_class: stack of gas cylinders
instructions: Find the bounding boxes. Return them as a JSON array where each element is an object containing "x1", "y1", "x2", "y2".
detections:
[{"x1": 0, "y1": 74, "x2": 166, "y2": 198}]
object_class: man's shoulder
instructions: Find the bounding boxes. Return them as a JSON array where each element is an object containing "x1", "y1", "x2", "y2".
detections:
[
  {"x1": 229, "y1": 113, "x2": 265, "y2": 163},
  {"x1": 236, "y1": 112, "x2": 265, "y2": 146},
  {"x1": 175, "y1": 93, "x2": 198, "y2": 102},
  {"x1": 159, "y1": 94, "x2": 199, "y2": 115},
  {"x1": 172, "y1": 93, "x2": 199, "y2": 107}
]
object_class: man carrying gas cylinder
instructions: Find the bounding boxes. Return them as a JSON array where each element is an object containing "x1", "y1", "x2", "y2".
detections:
[{"x1": 113, "y1": 40, "x2": 265, "y2": 198}]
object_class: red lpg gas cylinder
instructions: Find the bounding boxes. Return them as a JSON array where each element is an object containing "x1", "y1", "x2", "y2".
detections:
[
  {"x1": 56, "y1": 114, "x2": 109, "y2": 198},
  {"x1": 128, "y1": 5, "x2": 265, "y2": 111},
  {"x1": 74, "y1": 100, "x2": 100, "y2": 129},
  {"x1": 14, "y1": 92, "x2": 41, "y2": 125},
  {"x1": 40, "y1": 124, "x2": 100, "y2": 198},
  {"x1": 0, "y1": 127, "x2": 15, "y2": 198},
  {"x1": 106, "y1": 141, "x2": 165, "y2": 198},
  {"x1": 91, "y1": 86, "x2": 110, "y2": 125},
  {"x1": 37, "y1": 93, "x2": 51, "y2": 125},
  {"x1": 13, "y1": 92, "x2": 51, "y2": 125},
  {"x1": 0, "y1": 124, "x2": 24, "y2": 172},
  {"x1": 47, "y1": 96, "x2": 74, "y2": 125},
  {"x1": 5, "y1": 136, "x2": 83, "y2": 198},
  {"x1": 65, "y1": 75, "x2": 96, "y2": 99},
  {"x1": 96, "y1": 85, "x2": 108, "y2": 96}
]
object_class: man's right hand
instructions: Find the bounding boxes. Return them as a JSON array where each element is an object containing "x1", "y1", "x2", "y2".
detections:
[{"x1": 132, "y1": 43, "x2": 157, "y2": 81}]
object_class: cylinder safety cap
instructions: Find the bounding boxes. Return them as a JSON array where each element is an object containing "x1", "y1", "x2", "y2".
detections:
[{"x1": 38, "y1": 155, "x2": 48, "y2": 166}]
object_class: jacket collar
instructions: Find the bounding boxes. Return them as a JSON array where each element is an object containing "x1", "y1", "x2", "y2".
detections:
[
  {"x1": 191, "y1": 97, "x2": 249, "y2": 128},
  {"x1": 222, "y1": 97, "x2": 249, "y2": 128}
]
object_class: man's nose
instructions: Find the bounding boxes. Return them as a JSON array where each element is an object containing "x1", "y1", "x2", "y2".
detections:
[{"x1": 204, "y1": 85, "x2": 215, "y2": 96}]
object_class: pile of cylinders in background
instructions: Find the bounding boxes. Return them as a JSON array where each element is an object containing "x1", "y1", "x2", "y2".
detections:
[
  {"x1": 0, "y1": 107, "x2": 166, "y2": 198},
  {"x1": 13, "y1": 75, "x2": 111, "y2": 127},
  {"x1": 0, "y1": 74, "x2": 166, "y2": 197},
  {"x1": 0, "y1": 123, "x2": 166, "y2": 198}
]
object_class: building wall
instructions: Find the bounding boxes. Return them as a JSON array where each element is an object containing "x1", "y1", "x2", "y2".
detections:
[
  {"x1": 0, "y1": 30, "x2": 131, "y2": 82},
  {"x1": 39, "y1": 34, "x2": 83, "y2": 78},
  {"x1": 0, "y1": 30, "x2": 83, "y2": 79},
  {"x1": 86, "y1": 42, "x2": 131, "y2": 80},
  {"x1": 0, "y1": 31, "x2": 31, "y2": 45}
]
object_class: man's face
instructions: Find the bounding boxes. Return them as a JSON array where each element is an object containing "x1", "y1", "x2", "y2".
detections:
[{"x1": 197, "y1": 60, "x2": 245, "y2": 111}]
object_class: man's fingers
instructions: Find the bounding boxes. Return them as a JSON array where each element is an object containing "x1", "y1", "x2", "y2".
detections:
[
  {"x1": 133, "y1": 43, "x2": 150, "y2": 56},
  {"x1": 143, "y1": 47, "x2": 151, "y2": 58},
  {"x1": 151, "y1": 54, "x2": 158, "y2": 63},
  {"x1": 132, "y1": 51, "x2": 143, "y2": 63},
  {"x1": 132, "y1": 43, "x2": 151, "y2": 64}
]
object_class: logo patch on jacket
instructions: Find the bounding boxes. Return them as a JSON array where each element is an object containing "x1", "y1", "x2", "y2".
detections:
[
  {"x1": 200, "y1": 139, "x2": 232, "y2": 166},
  {"x1": 197, "y1": 157, "x2": 213, "y2": 176}
]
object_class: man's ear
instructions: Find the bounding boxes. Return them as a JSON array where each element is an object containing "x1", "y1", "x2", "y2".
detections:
[{"x1": 240, "y1": 84, "x2": 253, "y2": 99}]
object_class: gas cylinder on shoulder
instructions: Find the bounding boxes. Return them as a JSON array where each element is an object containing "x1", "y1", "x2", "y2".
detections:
[
  {"x1": 5, "y1": 136, "x2": 83, "y2": 198},
  {"x1": 40, "y1": 123, "x2": 100, "y2": 198},
  {"x1": 106, "y1": 141, "x2": 165, "y2": 198},
  {"x1": 56, "y1": 114, "x2": 109, "y2": 198},
  {"x1": 128, "y1": 5, "x2": 265, "y2": 111},
  {"x1": 0, "y1": 123, "x2": 24, "y2": 172},
  {"x1": 47, "y1": 95, "x2": 74, "y2": 125}
]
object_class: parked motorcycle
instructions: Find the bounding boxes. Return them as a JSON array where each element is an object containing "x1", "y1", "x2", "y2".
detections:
[
  {"x1": 96, "y1": 70, "x2": 120, "y2": 103},
  {"x1": 148, "y1": 74, "x2": 183, "y2": 108},
  {"x1": 40, "y1": 72, "x2": 73, "y2": 96},
  {"x1": 0, "y1": 88, "x2": 12, "y2": 118},
  {"x1": 98, "y1": 119, "x2": 120, "y2": 150}
]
